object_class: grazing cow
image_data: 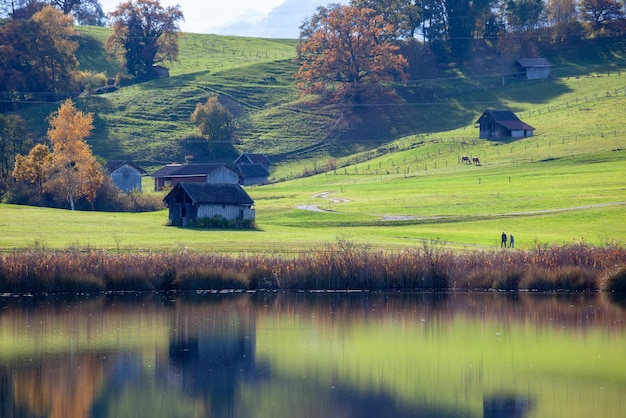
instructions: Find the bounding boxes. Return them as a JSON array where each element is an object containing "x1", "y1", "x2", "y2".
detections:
[
  {"x1": 461, "y1": 156, "x2": 471, "y2": 164},
  {"x1": 472, "y1": 157, "x2": 481, "y2": 165}
]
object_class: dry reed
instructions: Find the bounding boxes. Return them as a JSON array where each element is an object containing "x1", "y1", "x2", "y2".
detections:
[{"x1": 0, "y1": 241, "x2": 624, "y2": 293}]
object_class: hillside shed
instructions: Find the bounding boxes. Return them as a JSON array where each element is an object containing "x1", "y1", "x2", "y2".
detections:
[
  {"x1": 235, "y1": 153, "x2": 271, "y2": 170},
  {"x1": 237, "y1": 164, "x2": 270, "y2": 186},
  {"x1": 515, "y1": 58, "x2": 552, "y2": 80},
  {"x1": 151, "y1": 65, "x2": 170, "y2": 78},
  {"x1": 151, "y1": 163, "x2": 240, "y2": 191},
  {"x1": 163, "y1": 182, "x2": 255, "y2": 226},
  {"x1": 105, "y1": 160, "x2": 143, "y2": 192},
  {"x1": 234, "y1": 153, "x2": 272, "y2": 185},
  {"x1": 475, "y1": 110, "x2": 535, "y2": 139}
]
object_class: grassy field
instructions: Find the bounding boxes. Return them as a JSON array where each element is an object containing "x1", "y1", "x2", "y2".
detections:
[
  {"x1": 1, "y1": 147, "x2": 624, "y2": 252},
  {"x1": 3, "y1": 86, "x2": 626, "y2": 252},
  {"x1": 18, "y1": 28, "x2": 624, "y2": 170},
  {"x1": 4, "y1": 31, "x2": 626, "y2": 253}
]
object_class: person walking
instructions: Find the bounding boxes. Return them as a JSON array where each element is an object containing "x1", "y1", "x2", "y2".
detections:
[
  {"x1": 501, "y1": 232, "x2": 507, "y2": 248},
  {"x1": 509, "y1": 234, "x2": 515, "y2": 248}
]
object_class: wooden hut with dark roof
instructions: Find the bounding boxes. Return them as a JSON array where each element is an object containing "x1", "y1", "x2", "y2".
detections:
[
  {"x1": 234, "y1": 153, "x2": 271, "y2": 185},
  {"x1": 150, "y1": 163, "x2": 240, "y2": 191},
  {"x1": 515, "y1": 58, "x2": 552, "y2": 80},
  {"x1": 237, "y1": 164, "x2": 270, "y2": 185},
  {"x1": 234, "y1": 153, "x2": 271, "y2": 169},
  {"x1": 163, "y1": 182, "x2": 255, "y2": 226},
  {"x1": 105, "y1": 160, "x2": 143, "y2": 192},
  {"x1": 475, "y1": 109, "x2": 535, "y2": 139}
]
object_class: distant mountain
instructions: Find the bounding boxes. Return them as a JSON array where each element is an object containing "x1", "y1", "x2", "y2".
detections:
[
  {"x1": 219, "y1": 0, "x2": 348, "y2": 39},
  {"x1": 220, "y1": 8, "x2": 266, "y2": 29}
]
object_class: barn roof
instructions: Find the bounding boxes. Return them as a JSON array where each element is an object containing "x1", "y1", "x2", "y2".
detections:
[
  {"x1": 515, "y1": 58, "x2": 551, "y2": 68},
  {"x1": 163, "y1": 183, "x2": 254, "y2": 205},
  {"x1": 105, "y1": 160, "x2": 143, "y2": 173},
  {"x1": 236, "y1": 153, "x2": 271, "y2": 166},
  {"x1": 237, "y1": 163, "x2": 269, "y2": 178},
  {"x1": 151, "y1": 164, "x2": 183, "y2": 177},
  {"x1": 476, "y1": 109, "x2": 535, "y2": 131}
]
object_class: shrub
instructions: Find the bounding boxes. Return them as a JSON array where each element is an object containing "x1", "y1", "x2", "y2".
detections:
[
  {"x1": 522, "y1": 268, "x2": 558, "y2": 291},
  {"x1": 50, "y1": 273, "x2": 106, "y2": 293},
  {"x1": 74, "y1": 71, "x2": 108, "y2": 94},
  {"x1": 465, "y1": 268, "x2": 501, "y2": 290},
  {"x1": 554, "y1": 267, "x2": 596, "y2": 292},
  {"x1": 93, "y1": 177, "x2": 164, "y2": 212},
  {"x1": 247, "y1": 267, "x2": 280, "y2": 290},
  {"x1": 115, "y1": 72, "x2": 134, "y2": 87},
  {"x1": 171, "y1": 268, "x2": 247, "y2": 290},
  {"x1": 189, "y1": 216, "x2": 256, "y2": 229},
  {"x1": 600, "y1": 266, "x2": 626, "y2": 292},
  {"x1": 493, "y1": 270, "x2": 524, "y2": 291}
]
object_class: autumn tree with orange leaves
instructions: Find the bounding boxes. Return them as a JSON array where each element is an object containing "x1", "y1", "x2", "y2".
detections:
[
  {"x1": 13, "y1": 143, "x2": 51, "y2": 196},
  {"x1": 45, "y1": 99, "x2": 103, "y2": 210},
  {"x1": 295, "y1": 5, "x2": 408, "y2": 105}
]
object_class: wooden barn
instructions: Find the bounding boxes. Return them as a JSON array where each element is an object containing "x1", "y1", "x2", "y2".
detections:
[
  {"x1": 151, "y1": 65, "x2": 170, "y2": 78},
  {"x1": 151, "y1": 163, "x2": 240, "y2": 191},
  {"x1": 234, "y1": 153, "x2": 271, "y2": 170},
  {"x1": 515, "y1": 58, "x2": 552, "y2": 80},
  {"x1": 234, "y1": 153, "x2": 271, "y2": 186},
  {"x1": 237, "y1": 164, "x2": 270, "y2": 185},
  {"x1": 163, "y1": 182, "x2": 255, "y2": 226},
  {"x1": 105, "y1": 160, "x2": 143, "y2": 192},
  {"x1": 475, "y1": 109, "x2": 535, "y2": 139}
]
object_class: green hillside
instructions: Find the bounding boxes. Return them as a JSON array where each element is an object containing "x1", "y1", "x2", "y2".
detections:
[
  {"x1": 18, "y1": 27, "x2": 624, "y2": 172},
  {"x1": 2, "y1": 28, "x2": 625, "y2": 251}
]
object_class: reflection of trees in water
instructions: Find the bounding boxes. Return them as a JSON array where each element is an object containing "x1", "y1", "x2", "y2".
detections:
[
  {"x1": 0, "y1": 291, "x2": 624, "y2": 418},
  {"x1": 251, "y1": 291, "x2": 626, "y2": 333},
  {"x1": 0, "y1": 354, "x2": 105, "y2": 418}
]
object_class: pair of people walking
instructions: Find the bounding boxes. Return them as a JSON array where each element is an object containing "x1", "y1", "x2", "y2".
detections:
[{"x1": 501, "y1": 232, "x2": 514, "y2": 248}]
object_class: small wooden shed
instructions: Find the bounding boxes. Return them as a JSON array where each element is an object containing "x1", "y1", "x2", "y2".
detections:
[
  {"x1": 475, "y1": 109, "x2": 535, "y2": 139},
  {"x1": 515, "y1": 58, "x2": 552, "y2": 80},
  {"x1": 151, "y1": 65, "x2": 170, "y2": 78},
  {"x1": 163, "y1": 182, "x2": 255, "y2": 226},
  {"x1": 105, "y1": 160, "x2": 143, "y2": 192},
  {"x1": 151, "y1": 163, "x2": 240, "y2": 191},
  {"x1": 234, "y1": 153, "x2": 271, "y2": 186},
  {"x1": 237, "y1": 164, "x2": 270, "y2": 186},
  {"x1": 235, "y1": 153, "x2": 271, "y2": 170}
]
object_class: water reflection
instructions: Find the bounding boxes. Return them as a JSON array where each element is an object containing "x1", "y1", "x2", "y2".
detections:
[
  {"x1": 483, "y1": 393, "x2": 534, "y2": 418},
  {"x1": 0, "y1": 292, "x2": 624, "y2": 418}
]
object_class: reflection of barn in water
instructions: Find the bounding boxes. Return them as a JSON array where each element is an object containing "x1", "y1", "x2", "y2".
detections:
[
  {"x1": 483, "y1": 393, "x2": 534, "y2": 418},
  {"x1": 167, "y1": 295, "x2": 268, "y2": 417}
]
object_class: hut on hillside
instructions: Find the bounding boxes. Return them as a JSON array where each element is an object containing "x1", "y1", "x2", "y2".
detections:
[
  {"x1": 515, "y1": 58, "x2": 552, "y2": 80},
  {"x1": 234, "y1": 153, "x2": 271, "y2": 185},
  {"x1": 475, "y1": 110, "x2": 535, "y2": 139},
  {"x1": 151, "y1": 163, "x2": 240, "y2": 191},
  {"x1": 105, "y1": 160, "x2": 143, "y2": 192}
]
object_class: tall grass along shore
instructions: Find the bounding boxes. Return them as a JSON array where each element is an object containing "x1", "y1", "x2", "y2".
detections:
[{"x1": 1, "y1": 241, "x2": 624, "y2": 294}]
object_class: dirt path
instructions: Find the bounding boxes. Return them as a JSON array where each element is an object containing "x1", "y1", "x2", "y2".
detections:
[
  {"x1": 297, "y1": 193, "x2": 625, "y2": 220},
  {"x1": 296, "y1": 192, "x2": 351, "y2": 213}
]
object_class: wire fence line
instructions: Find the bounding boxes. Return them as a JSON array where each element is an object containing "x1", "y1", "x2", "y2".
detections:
[{"x1": 273, "y1": 124, "x2": 625, "y2": 182}]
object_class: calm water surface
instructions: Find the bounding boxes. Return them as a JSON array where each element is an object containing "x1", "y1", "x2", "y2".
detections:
[{"x1": 0, "y1": 291, "x2": 624, "y2": 418}]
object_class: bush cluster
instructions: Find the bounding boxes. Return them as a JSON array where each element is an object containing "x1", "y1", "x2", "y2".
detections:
[
  {"x1": 4, "y1": 172, "x2": 163, "y2": 212},
  {"x1": 188, "y1": 216, "x2": 256, "y2": 229}
]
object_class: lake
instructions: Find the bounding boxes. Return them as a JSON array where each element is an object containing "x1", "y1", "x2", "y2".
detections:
[{"x1": 0, "y1": 291, "x2": 624, "y2": 418}]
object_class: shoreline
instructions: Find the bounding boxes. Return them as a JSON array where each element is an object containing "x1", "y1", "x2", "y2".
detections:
[{"x1": 0, "y1": 241, "x2": 624, "y2": 294}]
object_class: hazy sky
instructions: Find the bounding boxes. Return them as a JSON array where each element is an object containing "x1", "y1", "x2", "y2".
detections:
[{"x1": 99, "y1": 0, "x2": 286, "y2": 34}]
